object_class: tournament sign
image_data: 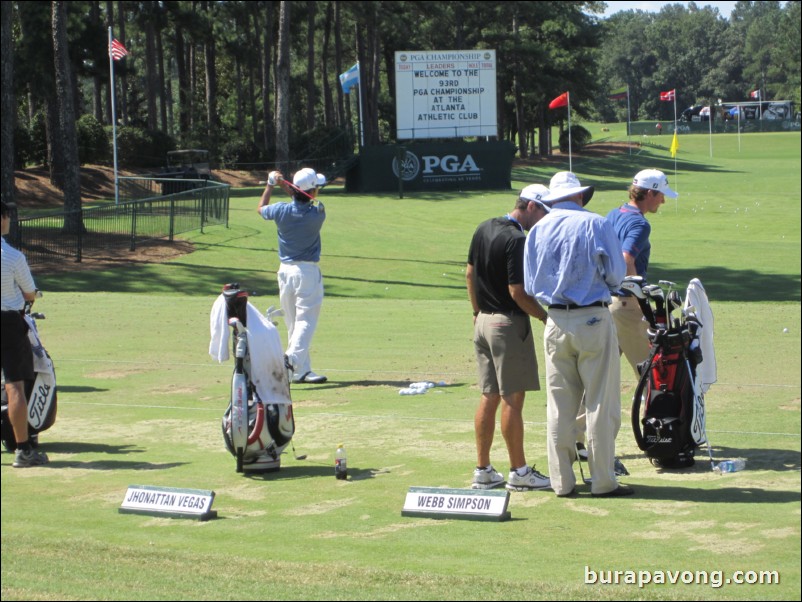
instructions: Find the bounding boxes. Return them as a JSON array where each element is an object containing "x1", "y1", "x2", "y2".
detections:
[{"x1": 395, "y1": 50, "x2": 497, "y2": 140}]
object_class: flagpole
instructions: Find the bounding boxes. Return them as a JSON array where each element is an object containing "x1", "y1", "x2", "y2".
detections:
[
  {"x1": 567, "y1": 92, "x2": 572, "y2": 172},
  {"x1": 356, "y1": 63, "x2": 364, "y2": 148},
  {"x1": 108, "y1": 27, "x2": 120, "y2": 206},
  {"x1": 673, "y1": 92, "x2": 678, "y2": 212},
  {"x1": 626, "y1": 84, "x2": 631, "y2": 155},
  {"x1": 708, "y1": 102, "x2": 713, "y2": 158},
  {"x1": 673, "y1": 92, "x2": 677, "y2": 178}
]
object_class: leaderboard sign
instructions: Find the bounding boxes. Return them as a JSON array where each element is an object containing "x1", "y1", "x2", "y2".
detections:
[{"x1": 395, "y1": 50, "x2": 497, "y2": 140}]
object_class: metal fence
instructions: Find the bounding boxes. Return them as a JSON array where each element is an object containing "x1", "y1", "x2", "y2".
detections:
[{"x1": 10, "y1": 177, "x2": 230, "y2": 267}]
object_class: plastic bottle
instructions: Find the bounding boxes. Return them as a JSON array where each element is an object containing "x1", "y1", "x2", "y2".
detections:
[
  {"x1": 713, "y1": 459, "x2": 746, "y2": 474},
  {"x1": 335, "y1": 443, "x2": 347, "y2": 480}
]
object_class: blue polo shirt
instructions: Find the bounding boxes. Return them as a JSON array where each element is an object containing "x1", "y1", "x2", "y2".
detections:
[
  {"x1": 260, "y1": 200, "x2": 326, "y2": 262},
  {"x1": 606, "y1": 203, "x2": 651, "y2": 279}
]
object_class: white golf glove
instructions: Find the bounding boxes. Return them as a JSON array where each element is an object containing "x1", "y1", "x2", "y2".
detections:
[{"x1": 267, "y1": 171, "x2": 281, "y2": 186}]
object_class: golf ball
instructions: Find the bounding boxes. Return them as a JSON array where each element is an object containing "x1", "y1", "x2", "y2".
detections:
[{"x1": 783, "y1": 328, "x2": 789, "y2": 333}]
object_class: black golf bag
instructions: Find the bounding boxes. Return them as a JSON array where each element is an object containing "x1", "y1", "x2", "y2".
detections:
[
  {"x1": 625, "y1": 278, "x2": 708, "y2": 469},
  {"x1": 213, "y1": 283, "x2": 294, "y2": 473},
  {"x1": 1, "y1": 309, "x2": 57, "y2": 452}
]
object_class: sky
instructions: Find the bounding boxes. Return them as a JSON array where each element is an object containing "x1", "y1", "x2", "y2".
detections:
[{"x1": 600, "y1": 1, "x2": 739, "y2": 19}]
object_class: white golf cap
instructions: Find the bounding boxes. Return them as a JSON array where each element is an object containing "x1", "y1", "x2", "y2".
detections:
[
  {"x1": 293, "y1": 167, "x2": 327, "y2": 192},
  {"x1": 520, "y1": 184, "x2": 551, "y2": 212},
  {"x1": 543, "y1": 171, "x2": 594, "y2": 206},
  {"x1": 632, "y1": 169, "x2": 678, "y2": 198}
]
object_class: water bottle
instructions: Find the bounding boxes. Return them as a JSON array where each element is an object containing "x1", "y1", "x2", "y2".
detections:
[
  {"x1": 714, "y1": 459, "x2": 746, "y2": 474},
  {"x1": 335, "y1": 443, "x2": 347, "y2": 480}
]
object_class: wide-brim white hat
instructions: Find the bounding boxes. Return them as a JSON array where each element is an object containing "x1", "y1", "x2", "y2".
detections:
[{"x1": 542, "y1": 171, "x2": 594, "y2": 206}]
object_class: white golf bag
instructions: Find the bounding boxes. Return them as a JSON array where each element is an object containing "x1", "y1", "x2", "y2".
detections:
[
  {"x1": 1, "y1": 307, "x2": 57, "y2": 452},
  {"x1": 210, "y1": 283, "x2": 294, "y2": 473}
]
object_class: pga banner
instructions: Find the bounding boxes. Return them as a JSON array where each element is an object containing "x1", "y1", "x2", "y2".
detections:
[{"x1": 395, "y1": 50, "x2": 497, "y2": 140}]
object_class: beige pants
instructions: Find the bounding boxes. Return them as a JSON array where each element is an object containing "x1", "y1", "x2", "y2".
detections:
[
  {"x1": 609, "y1": 296, "x2": 651, "y2": 376},
  {"x1": 544, "y1": 307, "x2": 621, "y2": 495}
]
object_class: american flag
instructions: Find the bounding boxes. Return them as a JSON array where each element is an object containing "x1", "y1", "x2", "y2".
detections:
[
  {"x1": 110, "y1": 38, "x2": 129, "y2": 61},
  {"x1": 659, "y1": 89, "x2": 675, "y2": 101}
]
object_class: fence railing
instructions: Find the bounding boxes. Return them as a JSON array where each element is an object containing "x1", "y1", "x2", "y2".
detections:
[{"x1": 11, "y1": 177, "x2": 230, "y2": 267}]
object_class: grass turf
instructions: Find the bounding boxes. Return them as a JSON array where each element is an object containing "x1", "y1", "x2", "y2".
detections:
[{"x1": 2, "y1": 128, "x2": 800, "y2": 600}]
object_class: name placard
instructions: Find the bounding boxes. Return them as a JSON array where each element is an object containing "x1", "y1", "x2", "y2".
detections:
[
  {"x1": 120, "y1": 485, "x2": 217, "y2": 521},
  {"x1": 402, "y1": 487, "x2": 510, "y2": 522}
]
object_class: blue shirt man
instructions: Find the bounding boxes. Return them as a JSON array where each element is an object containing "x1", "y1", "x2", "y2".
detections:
[
  {"x1": 524, "y1": 172, "x2": 630, "y2": 498},
  {"x1": 258, "y1": 168, "x2": 328, "y2": 384},
  {"x1": 607, "y1": 169, "x2": 678, "y2": 374}
]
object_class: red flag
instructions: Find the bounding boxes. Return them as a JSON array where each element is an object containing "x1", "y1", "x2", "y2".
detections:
[
  {"x1": 659, "y1": 89, "x2": 675, "y2": 101},
  {"x1": 750, "y1": 89, "x2": 760, "y2": 99},
  {"x1": 110, "y1": 38, "x2": 129, "y2": 61},
  {"x1": 549, "y1": 92, "x2": 569, "y2": 109}
]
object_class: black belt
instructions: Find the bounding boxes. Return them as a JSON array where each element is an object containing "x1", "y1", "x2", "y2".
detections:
[{"x1": 548, "y1": 301, "x2": 608, "y2": 310}]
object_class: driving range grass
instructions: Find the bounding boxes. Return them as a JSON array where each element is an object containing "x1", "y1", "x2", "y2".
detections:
[{"x1": 2, "y1": 129, "x2": 799, "y2": 600}]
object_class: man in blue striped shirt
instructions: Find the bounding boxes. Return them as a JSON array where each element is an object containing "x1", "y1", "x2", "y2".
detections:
[{"x1": 524, "y1": 172, "x2": 632, "y2": 498}]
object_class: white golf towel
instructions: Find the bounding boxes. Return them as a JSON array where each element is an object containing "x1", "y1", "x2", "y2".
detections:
[
  {"x1": 209, "y1": 295, "x2": 292, "y2": 405},
  {"x1": 685, "y1": 278, "x2": 716, "y2": 393}
]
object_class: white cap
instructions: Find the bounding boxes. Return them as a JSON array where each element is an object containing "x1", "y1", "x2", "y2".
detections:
[
  {"x1": 632, "y1": 169, "x2": 678, "y2": 198},
  {"x1": 543, "y1": 171, "x2": 594, "y2": 206},
  {"x1": 520, "y1": 184, "x2": 551, "y2": 212},
  {"x1": 293, "y1": 168, "x2": 327, "y2": 192}
]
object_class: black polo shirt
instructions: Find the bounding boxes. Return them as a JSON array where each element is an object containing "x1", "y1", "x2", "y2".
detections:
[{"x1": 467, "y1": 217, "x2": 526, "y2": 315}]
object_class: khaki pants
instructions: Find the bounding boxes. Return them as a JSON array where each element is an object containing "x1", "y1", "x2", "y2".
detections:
[
  {"x1": 544, "y1": 307, "x2": 621, "y2": 495},
  {"x1": 609, "y1": 295, "x2": 651, "y2": 376}
]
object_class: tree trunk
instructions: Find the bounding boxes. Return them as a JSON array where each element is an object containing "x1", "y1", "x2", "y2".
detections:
[
  {"x1": 52, "y1": 1, "x2": 83, "y2": 234},
  {"x1": 275, "y1": 1, "x2": 291, "y2": 171},
  {"x1": 1, "y1": 0, "x2": 14, "y2": 204},
  {"x1": 105, "y1": 1, "x2": 114, "y2": 125},
  {"x1": 204, "y1": 1, "x2": 218, "y2": 142},
  {"x1": 156, "y1": 21, "x2": 167, "y2": 133},
  {"x1": 175, "y1": 24, "x2": 190, "y2": 136},
  {"x1": 45, "y1": 96, "x2": 65, "y2": 188},
  {"x1": 145, "y1": 5, "x2": 159, "y2": 130},
  {"x1": 305, "y1": 1, "x2": 316, "y2": 132},
  {"x1": 261, "y1": 2, "x2": 274, "y2": 156},
  {"x1": 118, "y1": 3, "x2": 128, "y2": 124},
  {"x1": 90, "y1": 1, "x2": 103, "y2": 123},
  {"x1": 512, "y1": 15, "x2": 527, "y2": 158},
  {"x1": 334, "y1": 1, "x2": 345, "y2": 130},
  {"x1": 321, "y1": 1, "x2": 334, "y2": 127}
]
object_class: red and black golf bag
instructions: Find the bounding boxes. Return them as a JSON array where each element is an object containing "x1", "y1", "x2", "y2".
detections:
[{"x1": 624, "y1": 277, "x2": 709, "y2": 469}]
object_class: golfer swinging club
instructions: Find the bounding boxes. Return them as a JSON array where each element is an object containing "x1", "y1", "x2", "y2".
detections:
[{"x1": 257, "y1": 168, "x2": 328, "y2": 384}]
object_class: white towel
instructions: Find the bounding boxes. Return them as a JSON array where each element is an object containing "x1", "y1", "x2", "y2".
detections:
[
  {"x1": 208, "y1": 295, "x2": 291, "y2": 405},
  {"x1": 685, "y1": 278, "x2": 717, "y2": 393},
  {"x1": 209, "y1": 295, "x2": 230, "y2": 362}
]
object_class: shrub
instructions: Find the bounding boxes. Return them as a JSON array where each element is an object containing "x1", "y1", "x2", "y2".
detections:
[
  {"x1": 76, "y1": 114, "x2": 109, "y2": 165},
  {"x1": 559, "y1": 124, "x2": 592, "y2": 153},
  {"x1": 113, "y1": 125, "x2": 176, "y2": 169}
]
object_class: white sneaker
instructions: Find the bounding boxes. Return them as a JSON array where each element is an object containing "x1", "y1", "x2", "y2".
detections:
[
  {"x1": 293, "y1": 371, "x2": 328, "y2": 384},
  {"x1": 506, "y1": 466, "x2": 552, "y2": 491},
  {"x1": 471, "y1": 465, "x2": 505, "y2": 490}
]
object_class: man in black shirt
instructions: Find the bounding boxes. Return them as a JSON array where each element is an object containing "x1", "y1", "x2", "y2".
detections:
[{"x1": 466, "y1": 185, "x2": 551, "y2": 491}]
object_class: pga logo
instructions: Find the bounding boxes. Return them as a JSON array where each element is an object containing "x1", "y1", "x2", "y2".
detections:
[
  {"x1": 422, "y1": 154, "x2": 480, "y2": 174},
  {"x1": 393, "y1": 151, "x2": 481, "y2": 181}
]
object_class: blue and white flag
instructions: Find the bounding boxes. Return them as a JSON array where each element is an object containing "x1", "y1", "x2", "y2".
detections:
[{"x1": 339, "y1": 63, "x2": 359, "y2": 94}]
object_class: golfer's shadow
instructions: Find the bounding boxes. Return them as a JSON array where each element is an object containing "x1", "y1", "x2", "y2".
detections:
[
  {"x1": 39, "y1": 442, "x2": 142, "y2": 455},
  {"x1": 244, "y1": 465, "x2": 385, "y2": 481}
]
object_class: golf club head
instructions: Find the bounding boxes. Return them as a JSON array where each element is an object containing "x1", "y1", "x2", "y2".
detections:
[
  {"x1": 658, "y1": 279, "x2": 677, "y2": 291},
  {"x1": 621, "y1": 276, "x2": 647, "y2": 299},
  {"x1": 642, "y1": 284, "x2": 663, "y2": 299}
]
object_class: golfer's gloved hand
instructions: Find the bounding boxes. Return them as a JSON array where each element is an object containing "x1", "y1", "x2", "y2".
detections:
[{"x1": 267, "y1": 171, "x2": 282, "y2": 186}]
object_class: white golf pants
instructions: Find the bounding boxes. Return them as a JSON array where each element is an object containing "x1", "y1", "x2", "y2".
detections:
[{"x1": 277, "y1": 261, "x2": 323, "y2": 377}]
